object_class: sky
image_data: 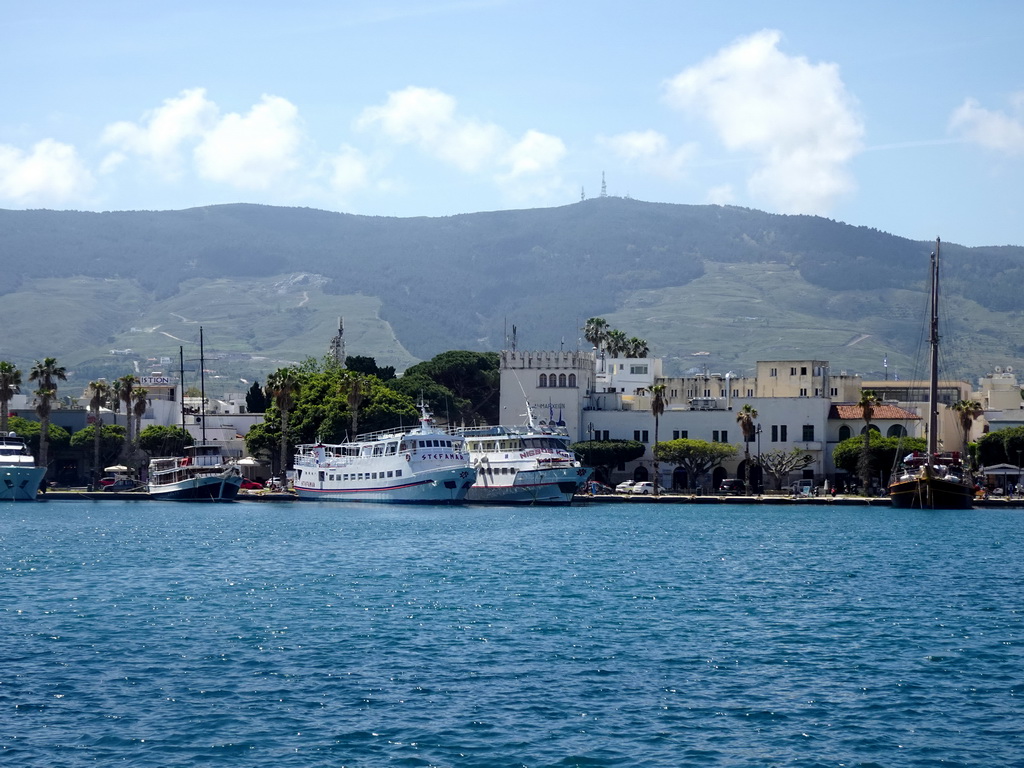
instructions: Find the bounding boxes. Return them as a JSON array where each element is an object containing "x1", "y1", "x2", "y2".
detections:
[{"x1": 2, "y1": 1, "x2": 1023, "y2": 247}]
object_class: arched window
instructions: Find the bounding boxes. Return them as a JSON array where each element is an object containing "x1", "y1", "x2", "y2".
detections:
[
  {"x1": 838, "y1": 425, "x2": 852, "y2": 441},
  {"x1": 860, "y1": 424, "x2": 881, "y2": 435},
  {"x1": 538, "y1": 374, "x2": 547, "y2": 387},
  {"x1": 568, "y1": 374, "x2": 577, "y2": 387},
  {"x1": 558, "y1": 373, "x2": 567, "y2": 387},
  {"x1": 887, "y1": 425, "x2": 907, "y2": 438}
]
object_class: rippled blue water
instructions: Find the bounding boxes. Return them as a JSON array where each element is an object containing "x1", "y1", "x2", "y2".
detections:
[{"x1": 2, "y1": 500, "x2": 1022, "y2": 767}]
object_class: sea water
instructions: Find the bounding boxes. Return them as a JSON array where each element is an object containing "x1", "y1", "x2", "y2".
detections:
[{"x1": 1, "y1": 500, "x2": 1022, "y2": 767}]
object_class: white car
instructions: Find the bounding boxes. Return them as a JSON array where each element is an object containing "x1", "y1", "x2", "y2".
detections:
[
  {"x1": 615, "y1": 480, "x2": 636, "y2": 493},
  {"x1": 631, "y1": 482, "x2": 655, "y2": 494}
]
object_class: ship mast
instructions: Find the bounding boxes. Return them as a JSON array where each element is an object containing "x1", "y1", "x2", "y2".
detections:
[{"x1": 927, "y1": 238, "x2": 941, "y2": 466}]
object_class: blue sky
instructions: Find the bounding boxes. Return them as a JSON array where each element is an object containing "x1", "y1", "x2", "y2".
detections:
[{"x1": 2, "y1": 1, "x2": 1023, "y2": 247}]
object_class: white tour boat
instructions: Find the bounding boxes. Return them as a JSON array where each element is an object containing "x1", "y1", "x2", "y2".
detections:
[
  {"x1": 0, "y1": 432, "x2": 47, "y2": 501},
  {"x1": 148, "y1": 443, "x2": 243, "y2": 502},
  {"x1": 454, "y1": 406, "x2": 593, "y2": 505},
  {"x1": 292, "y1": 403, "x2": 476, "y2": 504}
]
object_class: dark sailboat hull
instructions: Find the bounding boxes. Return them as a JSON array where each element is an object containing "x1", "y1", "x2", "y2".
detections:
[{"x1": 889, "y1": 476, "x2": 974, "y2": 509}]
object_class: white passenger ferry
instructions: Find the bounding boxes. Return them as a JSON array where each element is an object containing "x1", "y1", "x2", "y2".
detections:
[
  {"x1": 453, "y1": 406, "x2": 592, "y2": 505},
  {"x1": 0, "y1": 432, "x2": 46, "y2": 501},
  {"x1": 292, "y1": 404, "x2": 476, "y2": 504}
]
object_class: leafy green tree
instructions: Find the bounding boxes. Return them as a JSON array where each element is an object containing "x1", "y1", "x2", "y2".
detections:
[
  {"x1": 976, "y1": 426, "x2": 1024, "y2": 468},
  {"x1": 340, "y1": 371, "x2": 368, "y2": 436},
  {"x1": 570, "y1": 439, "x2": 646, "y2": 484},
  {"x1": 71, "y1": 424, "x2": 128, "y2": 474},
  {"x1": 7, "y1": 415, "x2": 70, "y2": 462},
  {"x1": 245, "y1": 380, "x2": 268, "y2": 413},
  {"x1": 736, "y1": 403, "x2": 758, "y2": 493},
  {"x1": 759, "y1": 447, "x2": 816, "y2": 491},
  {"x1": 624, "y1": 337, "x2": 649, "y2": 358},
  {"x1": 29, "y1": 357, "x2": 67, "y2": 480},
  {"x1": 832, "y1": 434, "x2": 927, "y2": 488},
  {"x1": 0, "y1": 361, "x2": 21, "y2": 434},
  {"x1": 605, "y1": 329, "x2": 628, "y2": 357},
  {"x1": 654, "y1": 438, "x2": 737, "y2": 491},
  {"x1": 117, "y1": 374, "x2": 138, "y2": 452},
  {"x1": 345, "y1": 355, "x2": 396, "y2": 381},
  {"x1": 400, "y1": 351, "x2": 499, "y2": 425},
  {"x1": 137, "y1": 425, "x2": 193, "y2": 458}
]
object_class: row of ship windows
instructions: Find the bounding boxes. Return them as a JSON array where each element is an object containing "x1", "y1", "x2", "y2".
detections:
[
  {"x1": 593, "y1": 424, "x2": 906, "y2": 443},
  {"x1": 480, "y1": 466, "x2": 516, "y2": 474},
  {"x1": 538, "y1": 374, "x2": 577, "y2": 387},
  {"x1": 327, "y1": 470, "x2": 404, "y2": 481}
]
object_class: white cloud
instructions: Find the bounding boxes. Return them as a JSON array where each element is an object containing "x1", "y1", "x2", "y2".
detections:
[
  {"x1": 194, "y1": 95, "x2": 304, "y2": 189},
  {"x1": 0, "y1": 139, "x2": 94, "y2": 205},
  {"x1": 949, "y1": 94, "x2": 1024, "y2": 156},
  {"x1": 101, "y1": 88, "x2": 217, "y2": 177},
  {"x1": 356, "y1": 85, "x2": 566, "y2": 197},
  {"x1": 663, "y1": 29, "x2": 863, "y2": 214},
  {"x1": 706, "y1": 184, "x2": 735, "y2": 205},
  {"x1": 326, "y1": 145, "x2": 371, "y2": 195},
  {"x1": 598, "y1": 130, "x2": 697, "y2": 178}
]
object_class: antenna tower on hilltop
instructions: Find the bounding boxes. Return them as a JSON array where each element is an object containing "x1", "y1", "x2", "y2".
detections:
[
  {"x1": 329, "y1": 317, "x2": 346, "y2": 367},
  {"x1": 600, "y1": 171, "x2": 607, "y2": 198}
]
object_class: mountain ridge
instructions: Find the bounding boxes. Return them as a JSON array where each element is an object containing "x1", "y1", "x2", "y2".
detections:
[{"x1": 1, "y1": 198, "x2": 1021, "y2": 390}]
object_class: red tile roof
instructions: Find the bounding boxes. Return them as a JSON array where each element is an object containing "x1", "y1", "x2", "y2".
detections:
[{"x1": 830, "y1": 404, "x2": 920, "y2": 420}]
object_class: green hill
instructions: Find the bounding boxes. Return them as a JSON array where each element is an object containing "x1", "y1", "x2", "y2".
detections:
[{"x1": 1, "y1": 198, "x2": 1021, "y2": 391}]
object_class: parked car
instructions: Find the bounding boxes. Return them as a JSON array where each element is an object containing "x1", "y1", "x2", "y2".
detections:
[
  {"x1": 631, "y1": 482, "x2": 655, "y2": 494},
  {"x1": 719, "y1": 479, "x2": 746, "y2": 495},
  {"x1": 240, "y1": 479, "x2": 264, "y2": 490},
  {"x1": 615, "y1": 480, "x2": 636, "y2": 493},
  {"x1": 790, "y1": 479, "x2": 815, "y2": 495},
  {"x1": 100, "y1": 475, "x2": 135, "y2": 491}
]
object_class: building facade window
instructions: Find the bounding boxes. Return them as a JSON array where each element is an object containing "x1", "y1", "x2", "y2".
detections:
[
  {"x1": 672, "y1": 430, "x2": 688, "y2": 440},
  {"x1": 802, "y1": 425, "x2": 814, "y2": 442},
  {"x1": 633, "y1": 430, "x2": 649, "y2": 443},
  {"x1": 799, "y1": 388, "x2": 808, "y2": 397},
  {"x1": 538, "y1": 373, "x2": 547, "y2": 387},
  {"x1": 838, "y1": 425, "x2": 852, "y2": 440},
  {"x1": 568, "y1": 374, "x2": 576, "y2": 387}
]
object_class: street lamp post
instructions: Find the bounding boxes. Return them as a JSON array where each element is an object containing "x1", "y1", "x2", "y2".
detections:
[{"x1": 755, "y1": 424, "x2": 762, "y2": 494}]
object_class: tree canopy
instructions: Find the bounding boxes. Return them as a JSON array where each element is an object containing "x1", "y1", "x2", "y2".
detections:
[{"x1": 653, "y1": 438, "x2": 737, "y2": 490}]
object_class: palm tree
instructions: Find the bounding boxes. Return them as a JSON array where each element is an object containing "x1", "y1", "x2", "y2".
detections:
[
  {"x1": 87, "y1": 380, "x2": 110, "y2": 487},
  {"x1": 650, "y1": 383, "x2": 665, "y2": 496},
  {"x1": 857, "y1": 389, "x2": 879, "y2": 494},
  {"x1": 29, "y1": 357, "x2": 67, "y2": 483},
  {"x1": 341, "y1": 372, "x2": 368, "y2": 437},
  {"x1": 736, "y1": 403, "x2": 759, "y2": 493},
  {"x1": 949, "y1": 399, "x2": 984, "y2": 468},
  {"x1": 625, "y1": 337, "x2": 649, "y2": 358},
  {"x1": 132, "y1": 388, "x2": 149, "y2": 446},
  {"x1": 265, "y1": 367, "x2": 301, "y2": 483},
  {"x1": 582, "y1": 317, "x2": 609, "y2": 353},
  {"x1": 0, "y1": 361, "x2": 22, "y2": 434},
  {"x1": 117, "y1": 375, "x2": 138, "y2": 451},
  {"x1": 605, "y1": 329, "x2": 628, "y2": 357}
]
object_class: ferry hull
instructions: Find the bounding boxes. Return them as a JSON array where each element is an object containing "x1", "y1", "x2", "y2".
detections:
[
  {"x1": 1, "y1": 466, "x2": 47, "y2": 501},
  {"x1": 149, "y1": 473, "x2": 243, "y2": 502},
  {"x1": 295, "y1": 467, "x2": 475, "y2": 504},
  {"x1": 466, "y1": 467, "x2": 592, "y2": 505},
  {"x1": 889, "y1": 476, "x2": 973, "y2": 510}
]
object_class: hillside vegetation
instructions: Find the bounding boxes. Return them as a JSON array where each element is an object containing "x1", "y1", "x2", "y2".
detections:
[{"x1": 1, "y1": 197, "x2": 1021, "y2": 390}]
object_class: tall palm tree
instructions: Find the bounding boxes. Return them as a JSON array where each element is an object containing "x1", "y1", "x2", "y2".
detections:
[
  {"x1": 650, "y1": 383, "x2": 665, "y2": 496},
  {"x1": 605, "y1": 329, "x2": 628, "y2": 357},
  {"x1": 0, "y1": 361, "x2": 22, "y2": 434},
  {"x1": 29, "y1": 357, "x2": 67, "y2": 483},
  {"x1": 265, "y1": 367, "x2": 301, "y2": 483},
  {"x1": 857, "y1": 389, "x2": 879, "y2": 494},
  {"x1": 117, "y1": 375, "x2": 138, "y2": 450},
  {"x1": 582, "y1": 317, "x2": 609, "y2": 353},
  {"x1": 87, "y1": 380, "x2": 110, "y2": 487},
  {"x1": 949, "y1": 399, "x2": 983, "y2": 468},
  {"x1": 736, "y1": 403, "x2": 759, "y2": 493},
  {"x1": 341, "y1": 372, "x2": 368, "y2": 437},
  {"x1": 625, "y1": 337, "x2": 649, "y2": 358},
  {"x1": 132, "y1": 388, "x2": 149, "y2": 446}
]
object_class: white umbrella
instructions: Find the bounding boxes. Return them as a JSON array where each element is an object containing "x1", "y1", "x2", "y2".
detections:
[
  {"x1": 104, "y1": 465, "x2": 129, "y2": 472},
  {"x1": 237, "y1": 457, "x2": 260, "y2": 466}
]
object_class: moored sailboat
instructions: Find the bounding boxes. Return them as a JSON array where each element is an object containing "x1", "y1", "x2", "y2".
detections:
[{"x1": 888, "y1": 238, "x2": 974, "y2": 509}]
